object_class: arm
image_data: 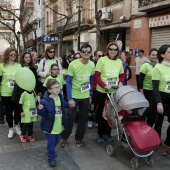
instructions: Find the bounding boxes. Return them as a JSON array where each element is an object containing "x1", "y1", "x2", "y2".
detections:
[
  {"x1": 66, "y1": 75, "x2": 73, "y2": 101},
  {"x1": 119, "y1": 73, "x2": 125, "y2": 84},
  {"x1": 152, "y1": 80, "x2": 162, "y2": 104},
  {"x1": 139, "y1": 72, "x2": 145, "y2": 92},
  {"x1": 0, "y1": 76, "x2": 2, "y2": 83},
  {"x1": 90, "y1": 74, "x2": 94, "y2": 95},
  {"x1": 37, "y1": 100, "x2": 47, "y2": 117},
  {"x1": 37, "y1": 60, "x2": 48, "y2": 78},
  {"x1": 94, "y1": 71, "x2": 106, "y2": 88}
]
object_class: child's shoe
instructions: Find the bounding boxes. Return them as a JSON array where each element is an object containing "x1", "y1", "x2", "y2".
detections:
[
  {"x1": 20, "y1": 135, "x2": 27, "y2": 143},
  {"x1": 48, "y1": 158, "x2": 56, "y2": 167},
  {"x1": 28, "y1": 136, "x2": 35, "y2": 142}
]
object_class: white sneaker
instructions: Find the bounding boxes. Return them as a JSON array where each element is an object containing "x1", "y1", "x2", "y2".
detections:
[
  {"x1": 8, "y1": 128, "x2": 15, "y2": 139},
  {"x1": 14, "y1": 124, "x2": 21, "y2": 135},
  {"x1": 88, "y1": 121, "x2": 93, "y2": 128}
]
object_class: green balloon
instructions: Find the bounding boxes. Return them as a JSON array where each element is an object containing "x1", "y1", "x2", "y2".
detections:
[{"x1": 15, "y1": 68, "x2": 36, "y2": 91}]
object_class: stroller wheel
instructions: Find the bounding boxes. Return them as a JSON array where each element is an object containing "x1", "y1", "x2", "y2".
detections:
[
  {"x1": 106, "y1": 145, "x2": 114, "y2": 156},
  {"x1": 131, "y1": 158, "x2": 138, "y2": 169},
  {"x1": 146, "y1": 156, "x2": 154, "y2": 166}
]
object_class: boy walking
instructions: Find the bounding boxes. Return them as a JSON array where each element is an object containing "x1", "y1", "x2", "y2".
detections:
[
  {"x1": 37, "y1": 79, "x2": 69, "y2": 167},
  {"x1": 60, "y1": 43, "x2": 95, "y2": 147}
]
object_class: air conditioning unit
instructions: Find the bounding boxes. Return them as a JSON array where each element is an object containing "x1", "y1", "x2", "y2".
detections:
[{"x1": 98, "y1": 7, "x2": 113, "y2": 21}]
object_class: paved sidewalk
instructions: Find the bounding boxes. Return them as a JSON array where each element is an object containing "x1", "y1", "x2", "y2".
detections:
[{"x1": 0, "y1": 118, "x2": 170, "y2": 170}]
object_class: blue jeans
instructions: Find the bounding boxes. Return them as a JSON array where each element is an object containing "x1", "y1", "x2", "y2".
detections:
[{"x1": 45, "y1": 133, "x2": 60, "y2": 159}]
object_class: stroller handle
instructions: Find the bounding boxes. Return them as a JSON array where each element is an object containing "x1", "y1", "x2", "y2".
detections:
[{"x1": 105, "y1": 85, "x2": 118, "y2": 93}]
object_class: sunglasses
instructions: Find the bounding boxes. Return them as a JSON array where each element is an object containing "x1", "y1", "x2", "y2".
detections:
[
  {"x1": 81, "y1": 50, "x2": 91, "y2": 54},
  {"x1": 98, "y1": 55, "x2": 103, "y2": 57},
  {"x1": 48, "y1": 51, "x2": 55, "y2": 54},
  {"x1": 108, "y1": 48, "x2": 118, "y2": 52},
  {"x1": 9, "y1": 53, "x2": 16, "y2": 56}
]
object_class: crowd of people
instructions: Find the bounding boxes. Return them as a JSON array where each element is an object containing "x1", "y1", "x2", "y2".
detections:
[{"x1": 0, "y1": 42, "x2": 170, "y2": 167}]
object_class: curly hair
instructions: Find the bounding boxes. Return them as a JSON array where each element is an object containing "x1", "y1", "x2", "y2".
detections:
[{"x1": 3, "y1": 47, "x2": 18, "y2": 66}]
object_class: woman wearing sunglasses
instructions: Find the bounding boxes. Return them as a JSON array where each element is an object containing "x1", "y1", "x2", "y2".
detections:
[
  {"x1": 0, "y1": 47, "x2": 21, "y2": 138},
  {"x1": 94, "y1": 42, "x2": 125, "y2": 143},
  {"x1": 37, "y1": 45, "x2": 62, "y2": 83}
]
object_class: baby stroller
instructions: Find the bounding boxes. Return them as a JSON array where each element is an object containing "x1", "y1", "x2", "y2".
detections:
[{"x1": 104, "y1": 86, "x2": 160, "y2": 169}]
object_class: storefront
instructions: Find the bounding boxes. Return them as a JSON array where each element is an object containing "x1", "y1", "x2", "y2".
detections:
[{"x1": 149, "y1": 14, "x2": 170, "y2": 49}]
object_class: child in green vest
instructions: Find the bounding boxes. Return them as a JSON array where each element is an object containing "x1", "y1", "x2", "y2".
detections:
[{"x1": 19, "y1": 91, "x2": 38, "y2": 143}]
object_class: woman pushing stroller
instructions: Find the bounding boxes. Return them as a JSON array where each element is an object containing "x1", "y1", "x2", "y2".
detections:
[{"x1": 94, "y1": 42, "x2": 125, "y2": 143}]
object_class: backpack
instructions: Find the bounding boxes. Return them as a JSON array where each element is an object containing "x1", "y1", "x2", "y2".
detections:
[{"x1": 125, "y1": 65, "x2": 132, "y2": 81}]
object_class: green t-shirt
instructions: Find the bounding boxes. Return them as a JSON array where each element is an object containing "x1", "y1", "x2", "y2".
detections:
[
  {"x1": 47, "y1": 59, "x2": 55, "y2": 69},
  {"x1": 0, "y1": 63, "x2": 21, "y2": 96},
  {"x1": 152, "y1": 63, "x2": 170, "y2": 93},
  {"x1": 43, "y1": 75, "x2": 65, "y2": 89},
  {"x1": 49, "y1": 97, "x2": 62, "y2": 134},
  {"x1": 95, "y1": 56, "x2": 124, "y2": 93},
  {"x1": 140, "y1": 63, "x2": 154, "y2": 90},
  {"x1": 19, "y1": 91, "x2": 38, "y2": 123},
  {"x1": 67, "y1": 59, "x2": 95, "y2": 99}
]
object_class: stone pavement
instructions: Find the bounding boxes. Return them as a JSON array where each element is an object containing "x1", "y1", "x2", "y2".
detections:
[{"x1": 0, "y1": 117, "x2": 170, "y2": 170}]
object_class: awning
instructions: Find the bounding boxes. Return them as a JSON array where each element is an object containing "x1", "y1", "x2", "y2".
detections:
[{"x1": 88, "y1": 22, "x2": 130, "y2": 33}]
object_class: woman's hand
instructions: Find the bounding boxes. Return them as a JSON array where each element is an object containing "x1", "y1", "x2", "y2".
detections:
[
  {"x1": 157, "y1": 103, "x2": 164, "y2": 114},
  {"x1": 69, "y1": 100, "x2": 76, "y2": 107}
]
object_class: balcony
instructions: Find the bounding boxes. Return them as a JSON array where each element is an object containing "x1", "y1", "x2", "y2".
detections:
[
  {"x1": 138, "y1": 0, "x2": 170, "y2": 12},
  {"x1": 56, "y1": 9, "x2": 94, "y2": 33}
]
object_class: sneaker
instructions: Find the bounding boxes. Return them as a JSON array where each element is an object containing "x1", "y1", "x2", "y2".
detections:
[
  {"x1": 48, "y1": 158, "x2": 56, "y2": 167},
  {"x1": 162, "y1": 143, "x2": 170, "y2": 154},
  {"x1": 20, "y1": 135, "x2": 27, "y2": 143},
  {"x1": 88, "y1": 121, "x2": 93, "y2": 128},
  {"x1": 59, "y1": 139, "x2": 68, "y2": 147},
  {"x1": 103, "y1": 135, "x2": 114, "y2": 142},
  {"x1": 13, "y1": 124, "x2": 21, "y2": 135},
  {"x1": 156, "y1": 145, "x2": 167, "y2": 156},
  {"x1": 97, "y1": 137, "x2": 104, "y2": 143},
  {"x1": 75, "y1": 140, "x2": 85, "y2": 147},
  {"x1": 28, "y1": 136, "x2": 35, "y2": 142},
  {"x1": 8, "y1": 128, "x2": 14, "y2": 139}
]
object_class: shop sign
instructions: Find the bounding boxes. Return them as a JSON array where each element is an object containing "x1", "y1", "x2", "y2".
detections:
[
  {"x1": 38, "y1": 36, "x2": 59, "y2": 43},
  {"x1": 149, "y1": 15, "x2": 170, "y2": 28}
]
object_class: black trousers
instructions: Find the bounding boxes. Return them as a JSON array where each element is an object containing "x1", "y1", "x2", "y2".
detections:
[
  {"x1": 21, "y1": 122, "x2": 33, "y2": 136},
  {"x1": 61, "y1": 98, "x2": 89, "y2": 140},
  {"x1": 148, "y1": 92, "x2": 170, "y2": 146},
  {"x1": 0, "y1": 97, "x2": 5, "y2": 122},
  {"x1": 96, "y1": 91, "x2": 111, "y2": 138},
  {"x1": 1, "y1": 96, "x2": 21, "y2": 128}
]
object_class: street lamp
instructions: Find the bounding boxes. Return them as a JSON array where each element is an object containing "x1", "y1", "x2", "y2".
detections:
[
  {"x1": 32, "y1": 20, "x2": 38, "y2": 52},
  {"x1": 76, "y1": 0, "x2": 83, "y2": 51},
  {"x1": 17, "y1": 31, "x2": 21, "y2": 53}
]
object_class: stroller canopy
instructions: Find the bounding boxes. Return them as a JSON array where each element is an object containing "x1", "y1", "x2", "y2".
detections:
[{"x1": 113, "y1": 86, "x2": 149, "y2": 111}]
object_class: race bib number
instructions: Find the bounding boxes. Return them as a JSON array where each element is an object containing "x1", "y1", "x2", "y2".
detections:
[
  {"x1": 81, "y1": 82, "x2": 90, "y2": 93},
  {"x1": 8, "y1": 80, "x2": 15, "y2": 88},
  {"x1": 55, "y1": 106, "x2": 62, "y2": 117},
  {"x1": 106, "y1": 78, "x2": 117, "y2": 86},
  {"x1": 165, "y1": 82, "x2": 170, "y2": 93},
  {"x1": 30, "y1": 108, "x2": 37, "y2": 117}
]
